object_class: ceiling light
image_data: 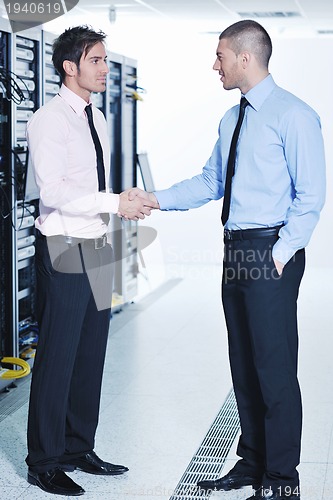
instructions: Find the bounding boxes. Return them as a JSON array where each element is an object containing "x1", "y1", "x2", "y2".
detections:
[
  {"x1": 238, "y1": 12, "x2": 301, "y2": 19},
  {"x1": 109, "y1": 5, "x2": 117, "y2": 23}
]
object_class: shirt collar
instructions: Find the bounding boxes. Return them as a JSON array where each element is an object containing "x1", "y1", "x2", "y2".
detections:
[
  {"x1": 244, "y1": 74, "x2": 276, "y2": 111},
  {"x1": 58, "y1": 84, "x2": 92, "y2": 117}
]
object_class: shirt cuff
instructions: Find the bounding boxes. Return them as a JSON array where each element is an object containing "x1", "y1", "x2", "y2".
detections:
[
  {"x1": 154, "y1": 189, "x2": 187, "y2": 211},
  {"x1": 272, "y1": 238, "x2": 296, "y2": 265},
  {"x1": 97, "y1": 192, "x2": 120, "y2": 214}
]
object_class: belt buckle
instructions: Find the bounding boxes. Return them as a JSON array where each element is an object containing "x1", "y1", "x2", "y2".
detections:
[
  {"x1": 94, "y1": 235, "x2": 106, "y2": 250},
  {"x1": 224, "y1": 229, "x2": 232, "y2": 241}
]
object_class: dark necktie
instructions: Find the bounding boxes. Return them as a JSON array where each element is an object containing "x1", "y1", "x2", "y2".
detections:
[
  {"x1": 85, "y1": 104, "x2": 106, "y2": 192},
  {"x1": 221, "y1": 97, "x2": 248, "y2": 226}
]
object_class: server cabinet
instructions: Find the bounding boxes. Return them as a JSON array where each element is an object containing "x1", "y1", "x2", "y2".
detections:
[
  {"x1": 120, "y1": 57, "x2": 138, "y2": 303},
  {"x1": 0, "y1": 22, "x2": 40, "y2": 389},
  {"x1": 107, "y1": 53, "x2": 138, "y2": 307},
  {"x1": 41, "y1": 31, "x2": 60, "y2": 104},
  {"x1": 11, "y1": 28, "x2": 42, "y2": 364},
  {"x1": 91, "y1": 52, "x2": 139, "y2": 308},
  {"x1": 0, "y1": 23, "x2": 13, "y2": 381}
]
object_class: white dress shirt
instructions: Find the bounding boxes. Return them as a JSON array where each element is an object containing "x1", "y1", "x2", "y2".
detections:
[{"x1": 27, "y1": 84, "x2": 120, "y2": 238}]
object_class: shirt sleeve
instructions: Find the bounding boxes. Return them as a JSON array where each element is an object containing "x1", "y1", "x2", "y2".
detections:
[
  {"x1": 27, "y1": 110, "x2": 120, "y2": 216},
  {"x1": 272, "y1": 106, "x2": 326, "y2": 264},
  {"x1": 154, "y1": 128, "x2": 225, "y2": 210}
]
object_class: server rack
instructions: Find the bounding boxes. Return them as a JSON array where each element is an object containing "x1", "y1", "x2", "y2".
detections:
[
  {"x1": 0, "y1": 23, "x2": 13, "y2": 389},
  {"x1": 11, "y1": 28, "x2": 42, "y2": 364},
  {"x1": 91, "y1": 52, "x2": 139, "y2": 308},
  {"x1": 120, "y1": 57, "x2": 139, "y2": 303},
  {"x1": 41, "y1": 31, "x2": 60, "y2": 104},
  {"x1": 108, "y1": 53, "x2": 138, "y2": 307},
  {"x1": 90, "y1": 52, "x2": 138, "y2": 307},
  {"x1": 0, "y1": 21, "x2": 40, "y2": 389}
]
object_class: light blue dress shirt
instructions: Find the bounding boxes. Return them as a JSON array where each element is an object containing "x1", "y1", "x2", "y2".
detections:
[{"x1": 155, "y1": 74, "x2": 326, "y2": 264}]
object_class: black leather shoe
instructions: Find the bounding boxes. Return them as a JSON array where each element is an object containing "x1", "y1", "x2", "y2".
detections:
[
  {"x1": 61, "y1": 451, "x2": 129, "y2": 475},
  {"x1": 28, "y1": 468, "x2": 85, "y2": 496},
  {"x1": 246, "y1": 486, "x2": 300, "y2": 499},
  {"x1": 197, "y1": 469, "x2": 261, "y2": 491}
]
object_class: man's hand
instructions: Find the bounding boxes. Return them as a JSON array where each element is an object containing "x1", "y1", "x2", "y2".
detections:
[
  {"x1": 273, "y1": 258, "x2": 284, "y2": 276},
  {"x1": 118, "y1": 188, "x2": 159, "y2": 220},
  {"x1": 127, "y1": 188, "x2": 160, "y2": 208}
]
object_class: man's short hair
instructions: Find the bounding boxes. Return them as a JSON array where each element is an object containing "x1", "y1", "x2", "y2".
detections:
[
  {"x1": 219, "y1": 20, "x2": 272, "y2": 68},
  {"x1": 52, "y1": 25, "x2": 107, "y2": 82}
]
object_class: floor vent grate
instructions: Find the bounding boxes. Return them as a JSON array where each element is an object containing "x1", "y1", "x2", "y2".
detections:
[
  {"x1": 0, "y1": 376, "x2": 31, "y2": 423},
  {"x1": 169, "y1": 388, "x2": 240, "y2": 499}
]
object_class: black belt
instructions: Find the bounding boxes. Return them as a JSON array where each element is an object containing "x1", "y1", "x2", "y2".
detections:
[
  {"x1": 224, "y1": 226, "x2": 282, "y2": 241},
  {"x1": 48, "y1": 234, "x2": 107, "y2": 250}
]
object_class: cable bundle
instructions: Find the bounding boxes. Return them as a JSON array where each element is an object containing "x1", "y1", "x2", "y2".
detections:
[{"x1": 0, "y1": 67, "x2": 30, "y2": 104}]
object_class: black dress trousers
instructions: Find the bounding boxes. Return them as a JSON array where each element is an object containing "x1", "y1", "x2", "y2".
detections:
[
  {"x1": 222, "y1": 234, "x2": 305, "y2": 491},
  {"x1": 26, "y1": 231, "x2": 114, "y2": 472}
]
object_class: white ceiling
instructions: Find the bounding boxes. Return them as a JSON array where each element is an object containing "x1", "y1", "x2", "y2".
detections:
[
  {"x1": 0, "y1": 0, "x2": 332, "y2": 37},
  {"x1": 72, "y1": 0, "x2": 333, "y2": 36}
]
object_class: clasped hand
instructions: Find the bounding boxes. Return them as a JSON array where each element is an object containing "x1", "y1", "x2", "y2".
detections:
[{"x1": 118, "y1": 188, "x2": 160, "y2": 221}]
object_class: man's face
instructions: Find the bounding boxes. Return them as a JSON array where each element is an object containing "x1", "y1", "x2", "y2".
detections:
[
  {"x1": 72, "y1": 42, "x2": 109, "y2": 99},
  {"x1": 213, "y1": 38, "x2": 242, "y2": 91}
]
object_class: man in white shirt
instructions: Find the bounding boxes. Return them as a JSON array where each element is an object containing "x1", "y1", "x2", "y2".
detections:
[{"x1": 26, "y1": 25, "x2": 152, "y2": 496}]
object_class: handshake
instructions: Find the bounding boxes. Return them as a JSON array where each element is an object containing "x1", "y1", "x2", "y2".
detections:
[{"x1": 117, "y1": 188, "x2": 160, "y2": 221}]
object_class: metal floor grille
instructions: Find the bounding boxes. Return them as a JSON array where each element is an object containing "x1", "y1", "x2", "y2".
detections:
[
  {"x1": 169, "y1": 388, "x2": 240, "y2": 500},
  {"x1": 0, "y1": 376, "x2": 31, "y2": 423}
]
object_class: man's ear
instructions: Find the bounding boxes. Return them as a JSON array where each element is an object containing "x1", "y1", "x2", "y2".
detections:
[
  {"x1": 63, "y1": 60, "x2": 77, "y2": 77},
  {"x1": 240, "y1": 51, "x2": 250, "y2": 69}
]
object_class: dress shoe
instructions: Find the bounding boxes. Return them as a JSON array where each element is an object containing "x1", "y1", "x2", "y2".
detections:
[
  {"x1": 246, "y1": 486, "x2": 300, "y2": 499},
  {"x1": 197, "y1": 468, "x2": 261, "y2": 491},
  {"x1": 61, "y1": 451, "x2": 129, "y2": 475},
  {"x1": 28, "y1": 468, "x2": 85, "y2": 496}
]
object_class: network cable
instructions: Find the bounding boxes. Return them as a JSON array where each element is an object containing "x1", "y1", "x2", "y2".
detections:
[
  {"x1": 0, "y1": 67, "x2": 30, "y2": 105},
  {"x1": 0, "y1": 357, "x2": 31, "y2": 379}
]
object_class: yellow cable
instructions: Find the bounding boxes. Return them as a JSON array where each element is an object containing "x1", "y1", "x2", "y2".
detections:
[
  {"x1": 0, "y1": 357, "x2": 31, "y2": 379},
  {"x1": 125, "y1": 87, "x2": 144, "y2": 101}
]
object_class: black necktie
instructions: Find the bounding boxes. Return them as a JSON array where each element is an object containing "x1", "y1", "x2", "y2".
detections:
[
  {"x1": 221, "y1": 97, "x2": 248, "y2": 226},
  {"x1": 85, "y1": 104, "x2": 106, "y2": 192}
]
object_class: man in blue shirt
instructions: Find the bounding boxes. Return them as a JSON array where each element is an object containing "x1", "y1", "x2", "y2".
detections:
[{"x1": 125, "y1": 20, "x2": 325, "y2": 500}]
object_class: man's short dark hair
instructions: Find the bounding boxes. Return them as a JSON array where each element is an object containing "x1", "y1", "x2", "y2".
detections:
[
  {"x1": 52, "y1": 25, "x2": 107, "y2": 82},
  {"x1": 219, "y1": 20, "x2": 272, "y2": 68}
]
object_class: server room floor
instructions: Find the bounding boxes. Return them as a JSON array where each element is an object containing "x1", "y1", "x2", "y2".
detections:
[{"x1": 0, "y1": 264, "x2": 332, "y2": 500}]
